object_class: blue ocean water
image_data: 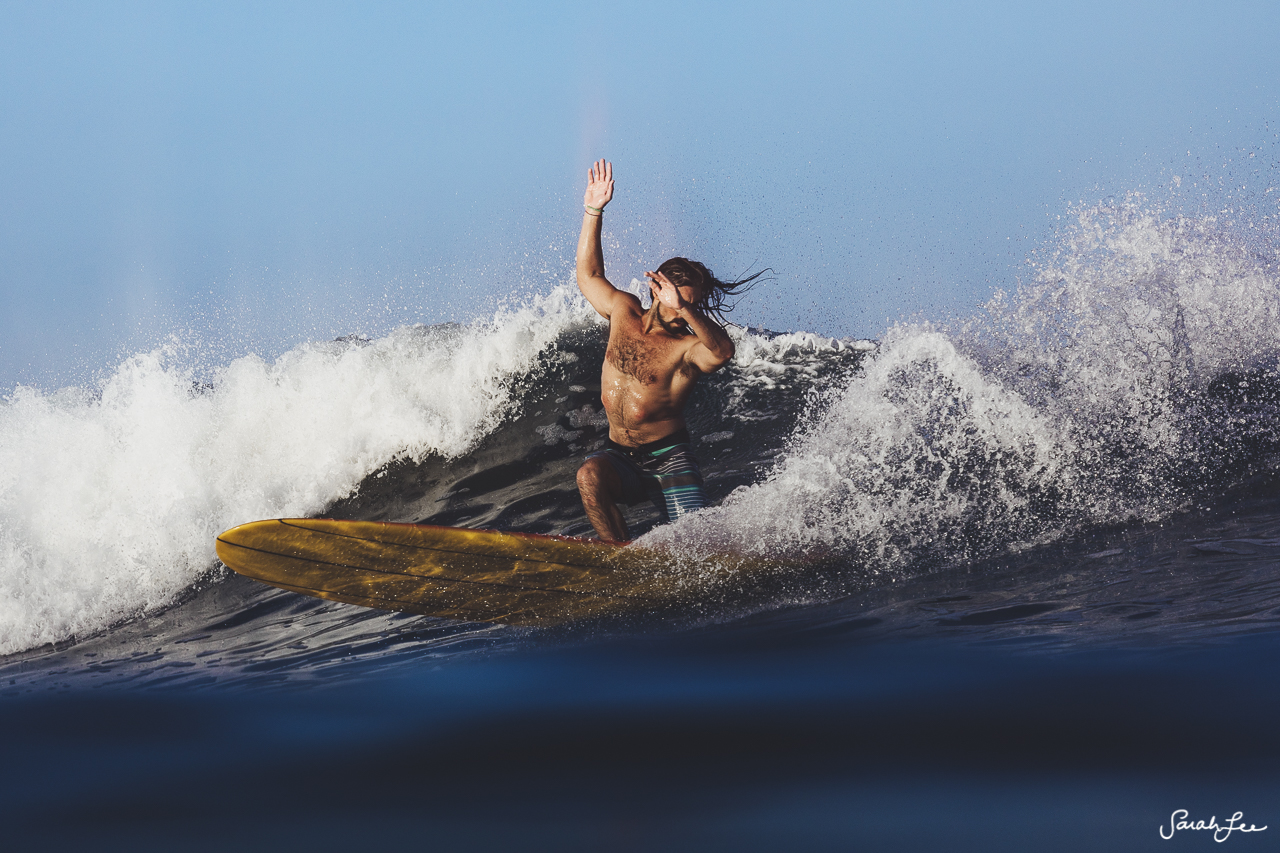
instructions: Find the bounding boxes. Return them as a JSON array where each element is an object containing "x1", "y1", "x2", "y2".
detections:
[{"x1": 3, "y1": 198, "x2": 1280, "y2": 850}]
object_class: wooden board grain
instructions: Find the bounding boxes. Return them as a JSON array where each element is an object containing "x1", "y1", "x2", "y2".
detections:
[{"x1": 215, "y1": 518, "x2": 677, "y2": 626}]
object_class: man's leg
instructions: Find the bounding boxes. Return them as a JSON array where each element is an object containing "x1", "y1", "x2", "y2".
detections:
[{"x1": 577, "y1": 456, "x2": 630, "y2": 542}]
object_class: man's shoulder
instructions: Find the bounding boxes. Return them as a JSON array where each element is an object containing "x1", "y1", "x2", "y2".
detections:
[{"x1": 607, "y1": 291, "x2": 644, "y2": 319}]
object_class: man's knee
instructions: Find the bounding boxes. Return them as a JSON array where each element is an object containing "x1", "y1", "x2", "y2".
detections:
[
  {"x1": 577, "y1": 456, "x2": 618, "y2": 499},
  {"x1": 577, "y1": 457, "x2": 604, "y2": 493}
]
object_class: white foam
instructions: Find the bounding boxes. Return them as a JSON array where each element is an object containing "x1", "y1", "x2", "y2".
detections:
[
  {"x1": 976, "y1": 196, "x2": 1280, "y2": 517},
  {"x1": 643, "y1": 198, "x2": 1280, "y2": 573},
  {"x1": 0, "y1": 286, "x2": 595, "y2": 655},
  {"x1": 642, "y1": 326, "x2": 1073, "y2": 567},
  {"x1": 721, "y1": 327, "x2": 872, "y2": 420}
]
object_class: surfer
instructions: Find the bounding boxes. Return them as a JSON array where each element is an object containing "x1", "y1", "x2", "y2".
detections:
[{"x1": 574, "y1": 159, "x2": 764, "y2": 541}]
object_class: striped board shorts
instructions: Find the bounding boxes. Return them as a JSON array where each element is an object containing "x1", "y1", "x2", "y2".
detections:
[{"x1": 588, "y1": 427, "x2": 708, "y2": 522}]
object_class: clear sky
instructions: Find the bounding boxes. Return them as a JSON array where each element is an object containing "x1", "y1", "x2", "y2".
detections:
[{"x1": 2, "y1": 0, "x2": 1277, "y2": 387}]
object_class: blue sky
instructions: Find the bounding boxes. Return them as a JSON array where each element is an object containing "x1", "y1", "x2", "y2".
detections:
[{"x1": 2, "y1": 0, "x2": 1277, "y2": 386}]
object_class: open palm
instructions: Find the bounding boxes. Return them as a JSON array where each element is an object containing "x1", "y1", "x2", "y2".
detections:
[{"x1": 584, "y1": 159, "x2": 614, "y2": 209}]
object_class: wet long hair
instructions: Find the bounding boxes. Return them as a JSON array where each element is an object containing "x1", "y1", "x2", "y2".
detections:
[{"x1": 655, "y1": 257, "x2": 772, "y2": 325}]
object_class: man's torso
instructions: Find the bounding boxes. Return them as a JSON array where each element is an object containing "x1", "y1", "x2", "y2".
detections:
[{"x1": 600, "y1": 296, "x2": 703, "y2": 446}]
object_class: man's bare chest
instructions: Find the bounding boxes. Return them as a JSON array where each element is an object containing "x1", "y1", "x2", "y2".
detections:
[{"x1": 605, "y1": 322, "x2": 693, "y2": 386}]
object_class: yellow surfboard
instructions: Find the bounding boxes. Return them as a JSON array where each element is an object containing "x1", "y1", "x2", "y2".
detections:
[{"x1": 215, "y1": 518, "x2": 686, "y2": 627}]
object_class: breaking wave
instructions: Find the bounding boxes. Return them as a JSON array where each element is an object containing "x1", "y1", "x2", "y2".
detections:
[{"x1": 644, "y1": 198, "x2": 1280, "y2": 575}]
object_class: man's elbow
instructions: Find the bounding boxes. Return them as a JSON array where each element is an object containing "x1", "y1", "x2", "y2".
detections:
[{"x1": 705, "y1": 341, "x2": 735, "y2": 370}]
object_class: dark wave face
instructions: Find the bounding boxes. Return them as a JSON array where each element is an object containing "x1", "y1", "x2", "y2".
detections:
[{"x1": 329, "y1": 323, "x2": 869, "y2": 538}]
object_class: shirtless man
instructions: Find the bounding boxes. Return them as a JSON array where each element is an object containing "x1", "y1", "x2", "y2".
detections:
[{"x1": 575, "y1": 160, "x2": 760, "y2": 541}]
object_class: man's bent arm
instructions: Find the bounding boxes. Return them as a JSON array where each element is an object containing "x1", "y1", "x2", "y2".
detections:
[{"x1": 680, "y1": 305, "x2": 736, "y2": 373}]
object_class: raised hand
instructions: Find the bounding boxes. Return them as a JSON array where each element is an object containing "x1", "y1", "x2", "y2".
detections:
[{"x1": 584, "y1": 159, "x2": 614, "y2": 211}]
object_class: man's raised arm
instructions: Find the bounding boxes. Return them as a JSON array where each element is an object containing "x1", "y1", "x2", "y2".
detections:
[{"x1": 576, "y1": 159, "x2": 624, "y2": 318}]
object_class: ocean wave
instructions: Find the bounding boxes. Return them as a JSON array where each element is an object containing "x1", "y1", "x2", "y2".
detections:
[
  {"x1": 0, "y1": 287, "x2": 592, "y2": 655},
  {"x1": 642, "y1": 198, "x2": 1280, "y2": 576},
  {"x1": 5, "y1": 196, "x2": 1279, "y2": 652}
]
